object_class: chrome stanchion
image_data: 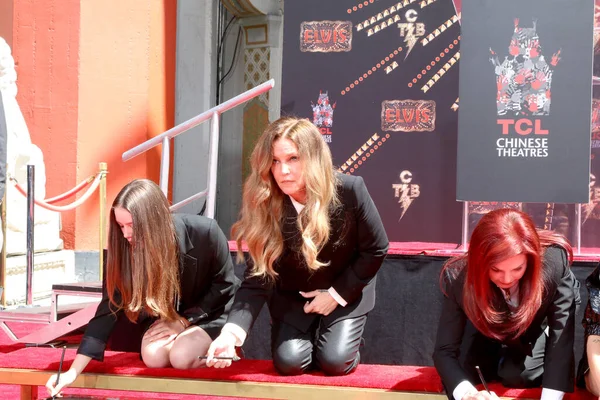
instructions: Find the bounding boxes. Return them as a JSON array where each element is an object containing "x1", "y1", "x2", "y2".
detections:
[
  {"x1": 25, "y1": 165, "x2": 35, "y2": 306},
  {"x1": 98, "y1": 163, "x2": 107, "y2": 281}
]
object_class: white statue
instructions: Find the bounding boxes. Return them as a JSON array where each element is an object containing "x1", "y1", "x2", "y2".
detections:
[{"x1": 0, "y1": 37, "x2": 63, "y2": 255}]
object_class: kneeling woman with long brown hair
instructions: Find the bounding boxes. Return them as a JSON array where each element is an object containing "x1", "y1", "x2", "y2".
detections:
[
  {"x1": 433, "y1": 208, "x2": 580, "y2": 400},
  {"x1": 46, "y1": 179, "x2": 239, "y2": 397}
]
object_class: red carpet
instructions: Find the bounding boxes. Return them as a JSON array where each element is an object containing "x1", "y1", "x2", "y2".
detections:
[{"x1": 0, "y1": 319, "x2": 594, "y2": 399}]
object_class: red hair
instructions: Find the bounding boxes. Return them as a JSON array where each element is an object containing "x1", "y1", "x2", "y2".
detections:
[{"x1": 442, "y1": 208, "x2": 572, "y2": 341}]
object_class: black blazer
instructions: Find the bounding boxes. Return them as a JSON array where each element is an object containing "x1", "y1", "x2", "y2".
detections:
[
  {"x1": 433, "y1": 246, "x2": 578, "y2": 393},
  {"x1": 227, "y1": 174, "x2": 389, "y2": 334},
  {"x1": 78, "y1": 214, "x2": 240, "y2": 361}
]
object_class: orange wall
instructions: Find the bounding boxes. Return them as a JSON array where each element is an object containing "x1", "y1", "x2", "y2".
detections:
[
  {"x1": 12, "y1": 0, "x2": 81, "y2": 248},
  {"x1": 75, "y1": 0, "x2": 176, "y2": 250},
  {"x1": 5, "y1": 0, "x2": 176, "y2": 250},
  {"x1": 149, "y1": 1, "x2": 177, "y2": 202},
  {"x1": 0, "y1": 0, "x2": 13, "y2": 47}
]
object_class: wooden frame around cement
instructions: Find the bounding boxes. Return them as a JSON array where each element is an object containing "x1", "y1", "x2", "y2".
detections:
[{"x1": 0, "y1": 367, "x2": 533, "y2": 400}]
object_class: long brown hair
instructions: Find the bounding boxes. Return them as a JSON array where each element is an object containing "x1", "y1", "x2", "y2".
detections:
[
  {"x1": 231, "y1": 116, "x2": 340, "y2": 281},
  {"x1": 106, "y1": 179, "x2": 180, "y2": 322},
  {"x1": 442, "y1": 208, "x2": 572, "y2": 341}
]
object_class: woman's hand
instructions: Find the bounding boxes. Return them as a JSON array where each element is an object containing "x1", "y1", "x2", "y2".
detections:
[
  {"x1": 144, "y1": 319, "x2": 186, "y2": 344},
  {"x1": 462, "y1": 390, "x2": 499, "y2": 400},
  {"x1": 301, "y1": 290, "x2": 339, "y2": 316},
  {"x1": 46, "y1": 367, "x2": 78, "y2": 397},
  {"x1": 205, "y1": 331, "x2": 237, "y2": 368}
]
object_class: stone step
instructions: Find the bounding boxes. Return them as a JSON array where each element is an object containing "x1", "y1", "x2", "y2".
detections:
[{"x1": 5, "y1": 250, "x2": 75, "y2": 306}]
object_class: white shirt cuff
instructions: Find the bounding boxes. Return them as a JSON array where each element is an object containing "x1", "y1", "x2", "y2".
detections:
[
  {"x1": 541, "y1": 388, "x2": 564, "y2": 400},
  {"x1": 221, "y1": 323, "x2": 247, "y2": 347},
  {"x1": 453, "y1": 380, "x2": 476, "y2": 400},
  {"x1": 328, "y1": 287, "x2": 348, "y2": 307}
]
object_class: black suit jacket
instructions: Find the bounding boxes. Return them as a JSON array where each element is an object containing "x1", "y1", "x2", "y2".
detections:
[
  {"x1": 433, "y1": 246, "x2": 578, "y2": 394},
  {"x1": 78, "y1": 214, "x2": 240, "y2": 361},
  {"x1": 227, "y1": 174, "x2": 389, "y2": 334}
]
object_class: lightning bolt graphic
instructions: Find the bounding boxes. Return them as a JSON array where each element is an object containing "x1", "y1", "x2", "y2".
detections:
[
  {"x1": 398, "y1": 184, "x2": 414, "y2": 220},
  {"x1": 404, "y1": 24, "x2": 417, "y2": 59}
]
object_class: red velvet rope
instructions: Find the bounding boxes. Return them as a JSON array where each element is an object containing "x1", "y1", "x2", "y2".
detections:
[{"x1": 9, "y1": 171, "x2": 105, "y2": 213}]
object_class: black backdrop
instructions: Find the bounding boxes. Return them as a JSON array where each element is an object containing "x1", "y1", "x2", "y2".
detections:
[
  {"x1": 107, "y1": 255, "x2": 594, "y2": 367},
  {"x1": 456, "y1": 0, "x2": 594, "y2": 203},
  {"x1": 281, "y1": 0, "x2": 463, "y2": 244},
  {"x1": 239, "y1": 256, "x2": 593, "y2": 367}
]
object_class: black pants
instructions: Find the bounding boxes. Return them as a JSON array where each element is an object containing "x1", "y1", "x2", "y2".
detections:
[
  {"x1": 447, "y1": 273, "x2": 581, "y2": 399},
  {"x1": 271, "y1": 314, "x2": 368, "y2": 376},
  {"x1": 455, "y1": 321, "x2": 545, "y2": 396}
]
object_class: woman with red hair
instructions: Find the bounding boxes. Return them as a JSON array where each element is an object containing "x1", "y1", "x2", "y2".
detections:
[{"x1": 433, "y1": 208, "x2": 580, "y2": 400}]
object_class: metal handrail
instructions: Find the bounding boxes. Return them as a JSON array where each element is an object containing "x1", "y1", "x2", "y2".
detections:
[
  {"x1": 122, "y1": 79, "x2": 275, "y2": 218},
  {"x1": 122, "y1": 79, "x2": 274, "y2": 162}
]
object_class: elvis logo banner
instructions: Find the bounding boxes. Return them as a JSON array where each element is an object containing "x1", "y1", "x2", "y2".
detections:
[
  {"x1": 456, "y1": 0, "x2": 594, "y2": 203},
  {"x1": 282, "y1": 0, "x2": 464, "y2": 243}
]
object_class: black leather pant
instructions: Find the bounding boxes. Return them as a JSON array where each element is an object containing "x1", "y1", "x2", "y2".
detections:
[{"x1": 271, "y1": 314, "x2": 368, "y2": 376}]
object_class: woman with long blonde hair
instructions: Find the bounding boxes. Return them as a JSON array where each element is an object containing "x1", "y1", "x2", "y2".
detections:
[
  {"x1": 206, "y1": 116, "x2": 389, "y2": 375},
  {"x1": 46, "y1": 179, "x2": 239, "y2": 397}
]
